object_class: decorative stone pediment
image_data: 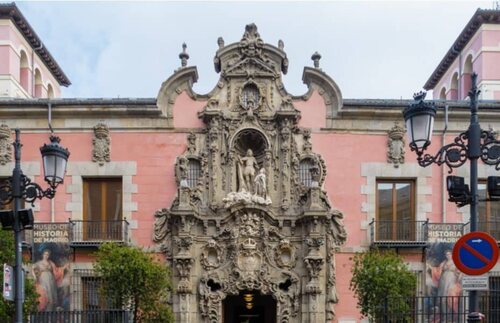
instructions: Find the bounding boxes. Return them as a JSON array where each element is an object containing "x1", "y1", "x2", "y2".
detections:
[
  {"x1": 214, "y1": 24, "x2": 287, "y2": 77},
  {"x1": 153, "y1": 23, "x2": 346, "y2": 323}
]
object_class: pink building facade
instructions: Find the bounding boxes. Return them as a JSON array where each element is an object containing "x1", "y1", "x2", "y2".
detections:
[{"x1": 1, "y1": 6, "x2": 500, "y2": 323}]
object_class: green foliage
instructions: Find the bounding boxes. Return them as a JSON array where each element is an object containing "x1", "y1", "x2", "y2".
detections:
[
  {"x1": 94, "y1": 243, "x2": 174, "y2": 323},
  {"x1": 350, "y1": 249, "x2": 417, "y2": 321},
  {"x1": 0, "y1": 229, "x2": 38, "y2": 322}
]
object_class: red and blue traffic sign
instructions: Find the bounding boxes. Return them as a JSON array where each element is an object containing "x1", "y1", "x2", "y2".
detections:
[{"x1": 452, "y1": 232, "x2": 499, "y2": 276}]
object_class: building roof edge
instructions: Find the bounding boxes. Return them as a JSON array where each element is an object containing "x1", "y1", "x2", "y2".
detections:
[
  {"x1": 423, "y1": 8, "x2": 500, "y2": 90},
  {"x1": 0, "y1": 2, "x2": 71, "y2": 86}
]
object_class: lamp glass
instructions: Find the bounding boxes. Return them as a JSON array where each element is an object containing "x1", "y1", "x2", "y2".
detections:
[
  {"x1": 40, "y1": 136, "x2": 70, "y2": 187},
  {"x1": 406, "y1": 114, "x2": 434, "y2": 148}
]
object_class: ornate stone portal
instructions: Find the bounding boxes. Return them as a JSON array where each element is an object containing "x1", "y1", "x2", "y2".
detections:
[{"x1": 154, "y1": 24, "x2": 346, "y2": 323}]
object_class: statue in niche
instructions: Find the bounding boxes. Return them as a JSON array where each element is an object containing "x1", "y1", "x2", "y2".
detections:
[
  {"x1": 254, "y1": 168, "x2": 267, "y2": 198},
  {"x1": 177, "y1": 156, "x2": 189, "y2": 188},
  {"x1": 224, "y1": 150, "x2": 271, "y2": 207},
  {"x1": 238, "y1": 149, "x2": 259, "y2": 193}
]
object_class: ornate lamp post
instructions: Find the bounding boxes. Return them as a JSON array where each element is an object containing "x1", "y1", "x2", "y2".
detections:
[
  {"x1": 0, "y1": 129, "x2": 69, "y2": 323},
  {"x1": 403, "y1": 73, "x2": 500, "y2": 322}
]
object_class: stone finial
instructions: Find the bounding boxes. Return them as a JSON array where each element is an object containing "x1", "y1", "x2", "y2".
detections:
[
  {"x1": 311, "y1": 51, "x2": 321, "y2": 69},
  {"x1": 278, "y1": 39, "x2": 284, "y2": 50},
  {"x1": 179, "y1": 43, "x2": 190, "y2": 67},
  {"x1": 0, "y1": 124, "x2": 12, "y2": 165},
  {"x1": 240, "y1": 23, "x2": 264, "y2": 58},
  {"x1": 217, "y1": 37, "x2": 225, "y2": 49}
]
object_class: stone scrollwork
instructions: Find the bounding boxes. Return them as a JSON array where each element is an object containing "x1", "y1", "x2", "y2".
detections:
[
  {"x1": 325, "y1": 209, "x2": 347, "y2": 322},
  {"x1": 200, "y1": 239, "x2": 224, "y2": 271},
  {"x1": 175, "y1": 236, "x2": 193, "y2": 255},
  {"x1": 199, "y1": 274, "x2": 225, "y2": 323},
  {"x1": 387, "y1": 122, "x2": 405, "y2": 168},
  {"x1": 197, "y1": 210, "x2": 301, "y2": 323},
  {"x1": 274, "y1": 239, "x2": 297, "y2": 269},
  {"x1": 237, "y1": 238, "x2": 262, "y2": 272},
  {"x1": 175, "y1": 256, "x2": 194, "y2": 294},
  {"x1": 92, "y1": 122, "x2": 111, "y2": 165},
  {"x1": 0, "y1": 124, "x2": 12, "y2": 165},
  {"x1": 238, "y1": 211, "x2": 261, "y2": 237},
  {"x1": 304, "y1": 256, "x2": 324, "y2": 294}
]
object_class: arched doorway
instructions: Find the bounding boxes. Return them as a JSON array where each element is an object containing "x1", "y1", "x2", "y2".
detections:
[{"x1": 223, "y1": 291, "x2": 276, "y2": 323}]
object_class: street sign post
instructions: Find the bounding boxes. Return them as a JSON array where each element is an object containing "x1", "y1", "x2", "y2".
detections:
[{"x1": 452, "y1": 232, "x2": 499, "y2": 276}]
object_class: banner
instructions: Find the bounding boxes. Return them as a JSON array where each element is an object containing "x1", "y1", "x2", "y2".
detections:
[
  {"x1": 3, "y1": 263, "x2": 13, "y2": 301},
  {"x1": 32, "y1": 223, "x2": 71, "y2": 311},
  {"x1": 425, "y1": 224, "x2": 463, "y2": 316}
]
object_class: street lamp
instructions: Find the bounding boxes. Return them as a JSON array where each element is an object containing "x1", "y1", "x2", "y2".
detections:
[
  {"x1": 0, "y1": 129, "x2": 69, "y2": 323},
  {"x1": 403, "y1": 73, "x2": 500, "y2": 322}
]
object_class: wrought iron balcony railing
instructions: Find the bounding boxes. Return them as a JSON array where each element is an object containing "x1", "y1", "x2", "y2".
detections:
[
  {"x1": 30, "y1": 309, "x2": 130, "y2": 323},
  {"x1": 69, "y1": 219, "x2": 129, "y2": 247},
  {"x1": 369, "y1": 220, "x2": 429, "y2": 247},
  {"x1": 378, "y1": 295, "x2": 500, "y2": 323},
  {"x1": 462, "y1": 221, "x2": 500, "y2": 241},
  {"x1": 476, "y1": 221, "x2": 500, "y2": 241}
]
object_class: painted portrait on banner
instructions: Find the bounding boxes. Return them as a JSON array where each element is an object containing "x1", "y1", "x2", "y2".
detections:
[
  {"x1": 32, "y1": 223, "x2": 71, "y2": 311},
  {"x1": 425, "y1": 223, "x2": 463, "y2": 320}
]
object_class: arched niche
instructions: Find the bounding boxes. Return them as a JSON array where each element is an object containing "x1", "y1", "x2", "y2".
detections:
[{"x1": 231, "y1": 128, "x2": 269, "y2": 167}]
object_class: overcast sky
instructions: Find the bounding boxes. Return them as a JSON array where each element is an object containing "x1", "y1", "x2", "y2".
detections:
[{"x1": 16, "y1": 1, "x2": 494, "y2": 99}]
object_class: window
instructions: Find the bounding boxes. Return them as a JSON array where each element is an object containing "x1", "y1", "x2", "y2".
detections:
[
  {"x1": 73, "y1": 269, "x2": 111, "y2": 311},
  {"x1": 478, "y1": 182, "x2": 500, "y2": 239},
  {"x1": 187, "y1": 159, "x2": 201, "y2": 188},
  {"x1": 34, "y1": 69, "x2": 42, "y2": 98},
  {"x1": 376, "y1": 180, "x2": 415, "y2": 240},
  {"x1": 19, "y1": 50, "x2": 29, "y2": 92},
  {"x1": 439, "y1": 87, "x2": 446, "y2": 100},
  {"x1": 83, "y1": 178, "x2": 122, "y2": 241},
  {"x1": 47, "y1": 84, "x2": 54, "y2": 99},
  {"x1": 299, "y1": 158, "x2": 315, "y2": 187}
]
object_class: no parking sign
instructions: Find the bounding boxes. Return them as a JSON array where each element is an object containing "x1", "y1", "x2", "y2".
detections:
[{"x1": 452, "y1": 232, "x2": 499, "y2": 276}]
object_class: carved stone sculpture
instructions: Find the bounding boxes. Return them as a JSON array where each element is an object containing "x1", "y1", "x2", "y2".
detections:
[
  {"x1": 176, "y1": 156, "x2": 189, "y2": 188},
  {"x1": 254, "y1": 168, "x2": 267, "y2": 198},
  {"x1": 0, "y1": 124, "x2": 12, "y2": 165},
  {"x1": 237, "y1": 149, "x2": 258, "y2": 193},
  {"x1": 92, "y1": 122, "x2": 110, "y2": 165},
  {"x1": 387, "y1": 122, "x2": 405, "y2": 168},
  {"x1": 240, "y1": 23, "x2": 264, "y2": 58}
]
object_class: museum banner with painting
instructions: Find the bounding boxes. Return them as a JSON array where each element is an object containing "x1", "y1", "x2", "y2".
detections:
[
  {"x1": 32, "y1": 223, "x2": 71, "y2": 311},
  {"x1": 425, "y1": 224, "x2": 464, "y2": 316}
]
